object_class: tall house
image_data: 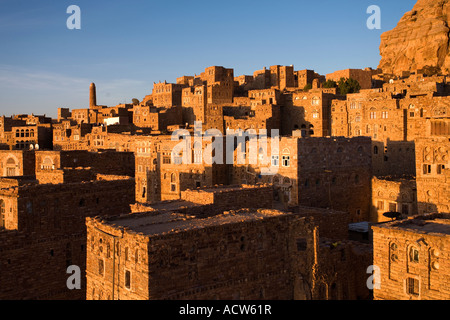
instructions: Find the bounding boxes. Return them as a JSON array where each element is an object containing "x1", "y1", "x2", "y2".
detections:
[
  {"x1": 270, "y1": 65, "x2": 295, "y2": 90},
  {"x1": 181, "y1": 85, "x2": 207, "y2": 125},
  {"x1": 282, "y1": 90, "x2": 335, "y2": 137},
  {"x1": 199, "y1": 66, "x2": 234, "y2": 105},
  {"x1": 152, "y1": 82, "x2": 186, "y2": 108},
  {"x1": 231, "y1": 136, "x2": 372, "y2": 222},
  {"x1": 295, "y1": 70, "x2": 325, "y2": 89}
]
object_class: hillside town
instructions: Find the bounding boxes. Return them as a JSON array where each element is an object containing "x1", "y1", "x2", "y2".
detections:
[{"x1": 0, "y1": 0, "x2": 449, "y2": 300}]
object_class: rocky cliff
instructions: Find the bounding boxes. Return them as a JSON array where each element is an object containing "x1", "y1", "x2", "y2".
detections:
[{"x1": 378, "y1": 0, "x2": 450, "y2": 75}]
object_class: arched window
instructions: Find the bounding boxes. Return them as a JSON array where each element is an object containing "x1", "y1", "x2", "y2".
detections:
[
  {"x1": 25, "y1": 129, "x2": 30, "y2": 137},
  {"x1": 409, "y1": 246, "x2": 419, "y2": 263},
  {"x1": 20, "y1": 129, "x2": 24, "y2": 137},
  {"x1": 42, "y1": 157, "x2": 54, "y2": 170},
  {"x1": 170, "y1": 173, "x2": 177, "y2": 192},
  {"x1": 6, "y1": 157, "x2": 17, "y2": 177},
  {"x1": 30, "y1": 129, "x2": 34, "y2": 138}
]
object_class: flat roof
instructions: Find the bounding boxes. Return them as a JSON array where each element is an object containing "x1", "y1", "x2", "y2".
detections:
[
  {"x1": 375, "y1": 216, "x2": 450, "y2": 236},
  {"x1": 105, "y1": 209, "x2": 289, "y2": 237},
  {"x1": 194, "y1": 184, "x2": 269, "y2": 193}
]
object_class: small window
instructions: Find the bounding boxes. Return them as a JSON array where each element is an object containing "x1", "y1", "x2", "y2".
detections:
[
  {"x1": 409, "y1": 247, "x2": 419, "y2": 263},
  {"x1": 423, "y1": 164, "x2": 431, "y2": 175},
  {"x1": 125, "y1": 270, "x2": 131, "y2": 289},
  {"x1": 406, "y1": 277, "x2": 419, "y2": 296},
  {"x1": 389, "y1": 203, "x2": 397, "y2": 212},
  {"x1": 99, "y1": 259, "x2": 104, "y2": 276},
  {"x1": 377, "y1": 201, "x2": 384, "y2": 210},
  {"x1": 271, "y1": 155, "x2": 279, "y2": 167},
  {"x1": 282, "y1": 155, "x2": 290, "y2": 167}
]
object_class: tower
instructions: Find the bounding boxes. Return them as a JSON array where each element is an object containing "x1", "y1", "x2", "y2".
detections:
[{"x1": 89, "y1": 83, "x2": 97, "y2": 108}]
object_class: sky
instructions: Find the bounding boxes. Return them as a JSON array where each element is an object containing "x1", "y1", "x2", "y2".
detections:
[{"x1": 0, "y1": 0, "x2": 417, "y2": 117}]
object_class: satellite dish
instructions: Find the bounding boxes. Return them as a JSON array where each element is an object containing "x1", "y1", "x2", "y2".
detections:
[
  {"x1": 35, "y1": 144, "x2": 40, "y2": 150},
  {"x1": 383, "y1": 211, "x2": 401, "y2": 221}
]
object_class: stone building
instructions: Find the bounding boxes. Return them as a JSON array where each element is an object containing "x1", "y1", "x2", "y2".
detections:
[
  {"x1": 86, "y1": 185, "x2": 372, "y2": 300},
  {"x1": 282, "y1": 90, "x2": 336, "y2": 137},
  {"x1": 152, "y1": 81, "x2": 186, "y2": 108},
  {"x1": 0, "y1": 115, "x2": 53, "y2": 151},
  {"x1": 326, "y1": 68, "x2": 376, "y2": 90},
  {"x1": 231, "y1": 136, "x2": 372, "y2": 222},
  {"x1": 295, "y1": 70, "x2": 325, "y2": 89},
  {"x1": 371, "y1": 177, "x2": 418, "y2": 222},
  {"x1": 415, "y1": 137, "x2": 450, "y2": 215},
  {"x1": 0, "y1": 150, "x2": 36, "y2": 177},
  {"x1": 134, "y1": 135, "x2": 230, "y2": 204},
  {"x1": 0, "y1": 173, "x2": 135, "y2": 300},
  {"x1": 372, "y1": 213, "x2": 450, "y2": 300}
]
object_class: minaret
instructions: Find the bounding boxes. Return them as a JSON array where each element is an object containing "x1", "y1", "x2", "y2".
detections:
[{"x1": 89, "y1": 83, "x2": 97, "y2": 108}]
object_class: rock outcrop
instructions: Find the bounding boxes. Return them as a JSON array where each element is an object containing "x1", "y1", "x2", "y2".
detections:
[{"x1": 378, "y1": 0, "x2": 450, "y2": 75}]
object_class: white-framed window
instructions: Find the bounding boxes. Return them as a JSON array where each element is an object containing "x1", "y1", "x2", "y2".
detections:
[{"x1": 271, "y1": 155, "x2": 279, "y2": 166}]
